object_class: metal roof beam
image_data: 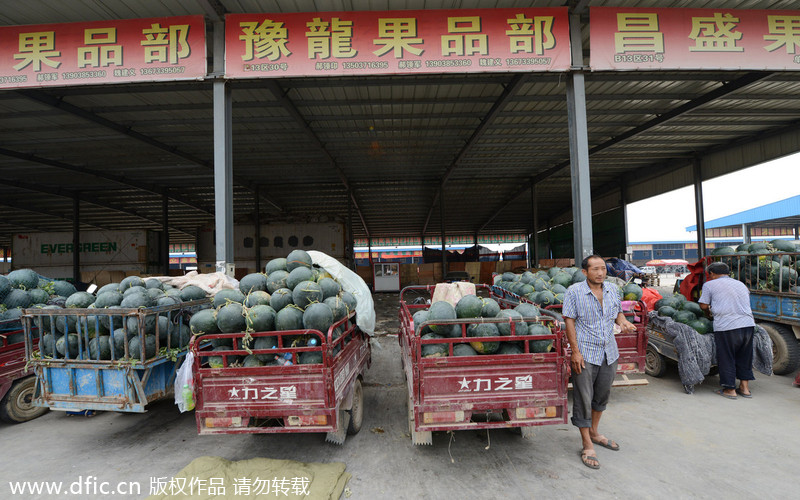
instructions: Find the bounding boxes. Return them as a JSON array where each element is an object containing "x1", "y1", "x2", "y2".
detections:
[
  {"x1": 16, "y1": 89, "x2": 285, "y2": 214},
  {"x1": 477, "y1": 71, "x2": 773, "y2": 232},
  {"x1": 0, "y1": 146, "x2": 214, "y2": 216},
  {"x1": 0, "y1": 178, "x2": 195, "y2": 237},
  {"x1": 422, "y1": 73, "x2": 529, "y2": 235},
  {"x1": 264, "y1": 80, "x2": 370, "y2": 237},
  {"x1": 0, "y1": 200, "x2": 109, "y2": 230}
]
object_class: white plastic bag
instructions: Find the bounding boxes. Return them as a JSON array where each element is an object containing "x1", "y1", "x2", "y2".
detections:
[
  {"x1": 308, "y1": 250, "x2": 376, "y2": 335},
  {"x1": 174, "y1": 350, "x2": 195, "y2": 412}
]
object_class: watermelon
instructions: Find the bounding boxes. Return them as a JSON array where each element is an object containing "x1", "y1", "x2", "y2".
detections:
[
  {"x1": 324, "y1": 296, "x2": 348, "y2": 322},
  {"x1": 56, "y1": 334, "x2": 80, "y2": 358},
  {"x1": 571, "y1": 271, "x2": 587, "y2": 284},
  {"x1": 95, "y1": 291, "x2": 124, "y2": 308},
  {"x1": 453, "y1": 344, "x2": 478, "y2": 356},
  {"x1": 551, "y1": 272, "x2": 572, "y2": 288},
  {"x1": 180, "y1": 285, "x2": 206, "y2": 301},
  {"x1": 421, "y1": 333, "x2": 448, "y2": 358},
  {"x1": 340, "y1": 291, "x2": 358, "y2": 312},
  {"x1": 190, "y1": 308, "x2": 219, "y2": 335},
  {"x1": 455, "y1": 295, "x2": 483, "y2": 319},
  {"x1": 515, "y1": 303, "x2": 540, "y2": 321},
  {"x1": 239, "y1": 273, "x2": 268, "y2": 295},
  {"x1": 654, "y1": 296, "x2": 680, "y2": 310},
  {"x1": 480, "y1": 297, "x2": 501, "y2": 318},
  {"x1": 286, "y1": 249, "x2": 313, "y2": 271},
  {"x1": 0, "y1": 275, "x2": 10, "y2": 301},
  {"x1": 548, "y1": 267, "x2": 562, "y2": 278},
  {"x1": 270, "y1": 288, "x2": 294, "y2": 311},
  {"x1": 681, "y1": 301, "x2": 704, "y2": 318},
  {"x1": 123, "y1": 286, "x2": 147, "y2": 298},
  {"x1": 749, "y1": 242, "x2": 768, "y2": 253},
  {"x1": 55, "y1": 314, "x2": 78, "y2": 334},
  {"x1": 8, "y1": 269, "x2": 39, "y2": 290},
  {"x1": 299, "y1": 351, "x2": 324, "y2": 364},
  {"x1": 467, "y1": 323, "x2": 500, "y2": 354},
  {"x1": 622, "y1": 283, "x2": 643, "y2": 301},
  {"x1": 97, "y1": 283, "x2": 120, "y2": 295},
  {"x1": 496, "y1": 309, "x2": 528, "y2": 336},
  {"x1": 266, "y1": 270, "x2": 290, "y2": 293},
  {"x1": 157, "y1": 296, "x2": 181, "y2": 307},
  {"x1": 242, "y1": 355, "x2": 265, "y2": 367},
  {"x1": 245, "y1": 305, "x2": 276, "y2": 333},
  {"x1": 711, "y1": 247, "x2": 735, "y2": 256},
  {"x1": 673, "y1": 311, "x2": 696, "y2": 324},
  {"x1": 688, "y1": 320, "x2": 709, "y2": 335},
  {"x1": 286, "y1": 267, "x2": 314, "y2": 291},
  {"x1": 126, "y1": 315, "x2": 157, "y2": 336},
  {"x1": 317, "y1": 278, "x2": 341, "y2": 300},
  {"x1": 213, "y1": 289, "x2": 245, "y2": 308},
  {"x1": 412, "y1": 310, "x2": 432, "y2": 335},
  {"x1": 658, "y1": 306, "x2": 677, "y2": 318},
  {"x1": 736, "y1": 243, "x2": 751, "y2": 252},
  {"x1": 40, "y1": 333, "x2": 56, "y2": 357},
  {"x1": 427, "y1": 301, "x2": 456, "y2": 335},
  {"x1": 88, "y1": 336, "x2": 112, "y2": 360},
  {"x1": 165, "y1": 288, "x2": 182, "y2": 298},
  {"x1": 3, "y1": 289, "x2": 32, "y2": 309},
  {"x1": 276, "y1": 306, "x2": 304, "y2": 331},
  {"x1": 216, "y1": 303, "x2": 246, "y2": 333},
  {"x1": 771, "y1": 239, "x2": 795, "y2": 252},
  {"x1": 502, "y1": 272, "x2": 517, "y2": 282},
  {"x1": 128, "y1": 335, "x2": 157, "y2": 359},
  {"x1": 244, "y1": 290, "x2": 271, "y2": 308},
  {"x1": 265, "y1": 258, "x2": 287, "y2": 275},
  {"x1": 553, "y1": 293, "x2": 565, "y2": 305},
  {"x1": 498, "y1": 343, "x2": 523, "y2": 354},
  {"x1": 697, "y1": 317, "x2": 713, "y2": 333},
  {"x1": 166, "y1": 322, "x2": 192, "y2": 348},
  {"x1": 120, "y1": 291, "x2": 153, "y2": 309},
  {"x1": 520, "y1": 272, "x2": 536, "y2": 284},
  {"x1": 527, "y1": 322, "x2": 551, "y2": 336},
  {"x1": 303, "y1": 302, "x2": 334, "y2": 333},
  {"x1": 27, "y1": 288, "x2": 49, "y2": 305},
  {"x1": 292, "y1": 281, "x2": 323, "y2": 308},
  {"x1": 773, "y1": 266, "x2": 798, "y2": 290},
  {"x1": 111, "y1": 328, "x2": 134, "y2": 356},
  {"x1": 530, "y1": 339, "x2": 554, "y2": 353},
  {"x1": 119, "y1": 276, "x2": 145, "y2": 290},
  {"x1": 532, "y1": 278, "x2": 548, "y2": 291},
  {"x1": 97, "y1": 306, "x2": 124, "y2": 331},
  {"x1": 537, "y1": 290, "x2": 555, "y2": 307},
  {"x1": 252, "y1": 335, "x2": 278, "y2": 362},
  {"x1": 146, "y1": 288, "x2": 165, "y2": 300}
]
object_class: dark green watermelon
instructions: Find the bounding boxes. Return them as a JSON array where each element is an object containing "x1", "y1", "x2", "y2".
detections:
[
  {"x1": 427, "y1": 301, "x2": 456, "y2": 335},
  {"x1": 265, "y1": 258, "x2": 287, "y2": 274},
  {"x1": 317, "y1": 278, "x2": 341, "y2": 300},
  {"x1": 287, "y1": 267, "x2": 315, "y2": 291},
  {"x1": 421, "y1": 333, "x2": 448, "y2": 358},
  {"x1": 8, "y1": 269, "x2": 38, "y2": 290},
  {"x1": 303, "y1": 302, "x2": 334, "y2": 333},
  {"x1": 190, "y1": 308, "x2": 219, "y2": 335},
  {"x1": 3, "y1": 289, "x2": 32, "y2": 309},
  {"x1": 530, "y1": 339, "x2": 554, "y2": 353},
  {"x1": 56, "y1": 334, "x2": 79, "y2": 358},
  {"x1": 252, "y1": 335, "x2": 278, "y2": 362},
  {"x1": 480, "y1": 297, "x2": 501, "y2": 317},
  {"x1": 467, "y1": 323, "x2": 500, "y2": 354},
  {"x1": 324, "y1": 296, "x2": 348, "y2": 322},
  {"x1": 498, "y1": 343, "x2": 523, "y2": 354},
  {"x1": 286, "y1": 250, "x2": 313, "y2": 271},
  {"x1": 340, "y1": 291, "x2": 357, "y2": 312},
  {"x1": 658, "y1": 306, "x2": 677, "y2": 318},
  {"x1": 681, "y1": 301, "x2": 704, "y2": 318},
  {"x1": 95, "y1": 290, "x2": 124, "y2": 308},
  {"x1": 216, "y1": 303, "x2": 246, "y2": 333},
  {"x1": 299, "y1": 351, "x2": 324, "y2": 364},
  {"x1": 244, "y1": 290, "x2": 271, "y2": 308},
  {"x1": 688, "y1": 320, "x2": 709, "y2": 335},
  {"x1": 88, "y1": 336, "x2": 112, "y2": 360},
  {"x1": 246, "y1": 304, "x2": 276, "y2": 332},
  {"x1": 496, "y1": 309, "x2": 528, "y2": 336},
  {"x1": 242, "y1": 354, "x2": 265, "y2": 367},
  {"x1": 673, "y1": 310, "x2": 696, "y2": 324},
  {"x1": 276, "y1": 306, "x2": 304, "y2": 331},
  {"x1": 0, "y1": 275, "x2": 10, "y2": 302},
  {"x1": 292, "y1": 281, "x2": 323, "y2": 309},
  {"x1": 622, "y1": 283, "x2": 643, "y2": 301},
  {"x1": 120, "y1": 292, "x2": 153, "y2": 308},
  {"x1": 213, "y1": 289, "x2": 245, "y2": 308},
  {"x1": 453, "y1": 344, "x2": 478, "y2": 356},
  {"x1": 180, "y1": 285, "x2": 206, "y2": 301},
  {"x1": 239, "y1": 273, "x2": 268, "y2": 294},
  {"x1": 270, "y1": 288, "x2": 294, "y2": 311},
  {"x1": 455, "y1": 295, "x2": 483, "y2": 319}
]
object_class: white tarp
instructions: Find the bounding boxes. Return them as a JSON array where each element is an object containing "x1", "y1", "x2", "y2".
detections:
[{"x1": 308, "y1": 250, "x2": 375, "y2": 335}]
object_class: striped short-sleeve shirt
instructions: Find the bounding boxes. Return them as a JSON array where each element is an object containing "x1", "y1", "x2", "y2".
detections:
[
  {"x1": 698, "y1": 276, "x2": 755, "y2": 332},
  {"x1": 562, "y1": 280, "x2": 620, "y2": 365}
]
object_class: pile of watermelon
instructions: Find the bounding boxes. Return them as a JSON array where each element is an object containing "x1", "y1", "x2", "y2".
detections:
[
  {"x1": 190, "y1": 249, "x2": 358, "y2": 368},
  {"x1": 1, "y1": 269, "x2": 78, "y2": 323},
  {"x1": 654, "y1": 294, "x2": 712, "y2": 335},
  {"x1": 414, "y1": 295, "x2": 554, "y2": 358},
  {"x1": 494, "y1": 267, "x2": 644, "y2": 306},
  {"x1": 711, "y1": 239, "x2": 800, "y2": 293},
  {"x1": 13, "y1": 270, "x2": 209, "y2": 361}
]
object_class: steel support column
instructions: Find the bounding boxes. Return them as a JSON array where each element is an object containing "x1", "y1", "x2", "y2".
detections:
[
  {"x1": 254, "y1": 186, "x2": 261, "y2": 272},
  {"x1": 530, "y1": 181, "x2": 540, "y2": 266},
  {"x1": 440, "y1": 182, "x2": 447, "y2": 281},
  {"x1": 72, "y1": 195, "x2": 80, "y2": 282},
  {"x1": 347, "y1": 190, "x2": 354, "y2": 269},
  {"x1": 566, "y1": 14, "x2": 593, "y2": 264},
  {"x1": 693, "y1": 158, "x2": 707, "y2": 259},
  {"x1": 795, "y1": 225, "x2": 799, "y2": 240},
  {"x1": 743, "y1": 224, "x2": 751, "y2": 244},
  {"x1": 620, "y1": 181, "x2": 630, "y2": 258},
  {"x1": 213, "y1": 21, "x2": 234, "y2": 276},
  {"x1": 162, "y1": 193, "x2": 169, "y2": 275},
  {"x1": 546, "y1": 219, "x2": 552, "y2": 260}
]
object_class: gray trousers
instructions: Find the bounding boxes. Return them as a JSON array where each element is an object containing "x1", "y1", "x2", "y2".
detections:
[{"x1": 570, "y1": 357, "x2": 617, "y2": 428}]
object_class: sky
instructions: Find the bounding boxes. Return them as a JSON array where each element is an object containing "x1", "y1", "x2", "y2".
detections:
[{"x1": 626, "y1": 154, "x2": 800, "y2": 243}]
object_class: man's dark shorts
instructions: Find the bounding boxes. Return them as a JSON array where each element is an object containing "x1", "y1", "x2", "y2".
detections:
[{"x1": 571, "y1": 357, "x2": 617, "y2": 428}]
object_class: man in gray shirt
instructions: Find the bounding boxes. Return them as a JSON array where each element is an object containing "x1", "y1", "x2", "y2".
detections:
[{"x1": 698, "y1": 261, "x2": 756, "y2": 399}]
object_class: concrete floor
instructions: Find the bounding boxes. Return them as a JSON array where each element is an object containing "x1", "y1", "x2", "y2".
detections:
[{"x1": 2, "y1": 292, "x2": 798, "y2": 499}]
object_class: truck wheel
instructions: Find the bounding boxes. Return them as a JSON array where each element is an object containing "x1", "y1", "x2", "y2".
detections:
[
  {"x1": 645, "y1": 346, "x2": 667, "y2": 377},
  {"x1": 760, "y1": 322, "x2": 800, "y2": 375},
  {"x1": 0, "y1": 376, "x2": 48, "y2": 423},
  {"x1": 346, "y1": 379, "x2": 363, "y2": 435}
]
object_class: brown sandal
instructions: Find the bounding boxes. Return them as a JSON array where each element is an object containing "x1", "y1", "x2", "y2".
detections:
[{"x1": 580, "y1": 450, "x2": 600, "y2": 469}]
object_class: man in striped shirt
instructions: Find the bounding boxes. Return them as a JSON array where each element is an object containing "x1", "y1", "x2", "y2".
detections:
[
  {"x1": 698, "y1": 261, "x2": 756, "y2": 400},
  {"x1": 562, "y1": 255, "x2": 636, "y2": 470}
]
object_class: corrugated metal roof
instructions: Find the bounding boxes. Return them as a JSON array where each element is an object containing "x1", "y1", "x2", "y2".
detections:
[
  {"x1": 1, "y1": 0, "x2": 800, "y2": 248},
  {"x1": 686, "y1": 195, "x2": 800, "y2": 231}
]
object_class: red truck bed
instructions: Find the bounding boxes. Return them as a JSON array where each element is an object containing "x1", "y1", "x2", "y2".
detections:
[
  {"x1": 400, "y1": 285, "x2": 569, "y2": 445},
  {"x1": 0, "y1": 319, "x2": 46, "y2": 423},
  {"x1": 192, "y1": 312, "x2": 370, "y2": 444}
]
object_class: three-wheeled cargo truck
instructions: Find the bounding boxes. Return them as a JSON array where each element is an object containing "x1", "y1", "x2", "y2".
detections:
[
  {"x1": 400, "y1": 285, "x2": 569, "y2": 445},
  {"x1": 191, "y1": 311, "x2": 371, "y2": 445},
  {"x1": 0, "y1": 318, "x2": 47, "y2": 423}
]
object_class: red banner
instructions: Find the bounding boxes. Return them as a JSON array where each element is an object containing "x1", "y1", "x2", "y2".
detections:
[
  {"x1": 591, "y1": 7, "x2": 800, "y2": 70},
  {"x1": 225, "y1": 8, "x2": 570, "y2": 78},
  {"x1": 0, "y1": 16, "x2": 206, "y2": 89}
]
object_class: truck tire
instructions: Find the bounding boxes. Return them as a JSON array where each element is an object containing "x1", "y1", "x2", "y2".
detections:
[
  {"x1": 0, "y1": 376, "x2": 48, "y2": 423},
  {"x1": 760, "y1": 322, "x2": 800, "y2": 376},
  {"x1": 346, "y1": 379, "x2": 363, "y2": 435},
  {"x1": 645, "y1": 346, "x2": 667, "y2": 378}
]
